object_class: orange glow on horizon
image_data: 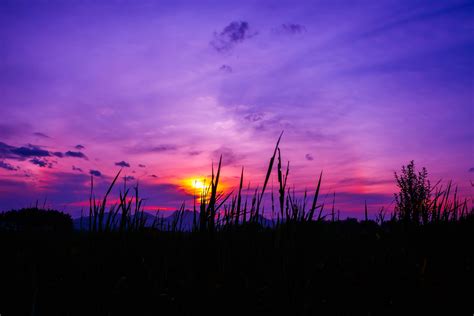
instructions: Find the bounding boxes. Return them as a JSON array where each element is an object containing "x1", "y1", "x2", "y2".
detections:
[{"x1": 179, "y1": 176, "x2": 231, "y2": 199}]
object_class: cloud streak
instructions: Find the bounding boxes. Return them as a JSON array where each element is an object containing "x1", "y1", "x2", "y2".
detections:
[{"x1": 0, "y1": 160, "x2": 18, "y2": 171}]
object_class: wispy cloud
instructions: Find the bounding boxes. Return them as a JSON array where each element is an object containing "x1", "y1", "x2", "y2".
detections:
[
  {"x1": 33, "y1": 132, "x2": 50, "y2": 138},
  {"x1": 219, "y1": 64, "x2": 233, "y2": 73},
  {"x1": 29, "y1": 157, "x2": 52, "y2": 168},
  {"x1": 211, "y1": 146, "x2": 244, "y2": 166},
  {"x1": 0, "y1": 160, "x2": 18, "y2": 171},
  {"x1": 210, "y1": 21, "x2": 257, "y2": 52},
  {"x1": 150, "y1": 145, "x2": 177, "y2": 153},
  {"x1": 274, "y1": 23, "x2": 306, "y2": 35},
  {"x1": 72, "y1": 165, "x2": 83, "y2": 172}
]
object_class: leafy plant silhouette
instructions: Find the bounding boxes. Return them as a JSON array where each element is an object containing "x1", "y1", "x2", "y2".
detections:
[{"x1": 394, "y1": 160, "x2": 431, "y2": 224}]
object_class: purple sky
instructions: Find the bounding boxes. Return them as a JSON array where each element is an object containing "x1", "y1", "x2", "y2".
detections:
[{"x1": 1, "y1": 0, "x2": 473, "y2": 218}]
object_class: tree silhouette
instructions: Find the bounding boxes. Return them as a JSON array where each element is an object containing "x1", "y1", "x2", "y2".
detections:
[{"x1": 0, "y1": 207, "x2": 73, "y2": 232}]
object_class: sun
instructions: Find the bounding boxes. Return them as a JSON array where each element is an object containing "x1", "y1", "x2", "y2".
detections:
[
  {"x1": 180, "y1": 178, "x2": 209, "y2": 196},
  {"x1": 191, "y1": 179, "x2": 206, "y2": 191},
  {"x1": 180, "y1": 176, "x2": 228, "y2": 198}
]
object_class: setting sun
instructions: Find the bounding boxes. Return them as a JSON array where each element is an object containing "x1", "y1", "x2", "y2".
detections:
[
  {"x1": 180, "y1": 178, "x2": 209, "y2": 196},
  {"x1": 192, "y1": 179, "x2": 206, "y2": 190}
]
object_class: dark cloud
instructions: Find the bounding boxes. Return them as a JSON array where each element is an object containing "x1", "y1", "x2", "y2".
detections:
[
  {"x1": 0, "y1": 160, "x2": 18, "y2": 171},
  {"x1": 138, "y1": 164, "x2": 146, "y2": 168},
  {"x1": 33, "y1": 132, "x2": 50, "y2": 138},
  {"x1": 305, "y1": 154, "x2": 314, "y2": 161},
  {"x1": 0, "y1": 141, "x2": 91, "y2": 168},
  {"x1": 276, "y1": 23, "x2": 306, "y2": 35},
  {"x1": 75, "y1": 144, "x2": 85, "y2": 150},
  {"x1": 0, "y1": 142, "x2": 53, "y2": 161},
  {"x1": 89, "y1": 169, "x2": 102, "y2": 177},
  {"x1": 210, "y1": 21, "x2": 257, "y2": 52},
  {"x1": 115, "y1": 160, "x2": 130, "y2": 168},
  {"x1": 219, "y1": 64, "x2": 233, "y2": 73},
  {"x1": 12, "y1": 144, "x2": 50, "y2": 157},
  {"x1": 469, "y1": 167, "x2": 474, "y2": 172},
  {"x1": 29, "y1": 157, "x2": 52, "y2": 168},
  {"x1": 65, "y1": 151, "x2": 88, "y2": 159},
  {"x1": 72, "y1": 165, "x2": 83, "y2": 172},
  {"x1": 150, "y1": 174, "x2": 158, "y2": 178},
  {"x1": 0, "y1": 142, "x2": 17, "y2": 159},
  {"x1": 211, "y1": 146, "x2": 244, "y2": 166}
]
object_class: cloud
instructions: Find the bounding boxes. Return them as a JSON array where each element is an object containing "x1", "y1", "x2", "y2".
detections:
[
  {"x1": 89, "y1": 169, "x2": 102, "y2": 177},
  {"x1": 219, "y1": 64, "x2": 233, "y2": 73},
  {"x1": 150, "y1": 144, "x2": 177, "y2": 152},
  {"x1": 210, "y1": 21, "x2": 257, "y2": 52},
  {"x1": 29, "y1": 157, "x2": 52, "y2": 168},
  {"x1": 305, "y1": 154, "x2": 314, "y2": 161},
  {"x1": 138, "y1": 164, "x2": 146, "y2": 168},
  {"x1": 244, "y1": 112, "x2": 264, "y2": 122},
  {"x1": 211, "y1": 146, "x2": 244, "y2": 166},
  {"x1": 150, "y1": 174, "x2": 158, "y2": 178},
  {"x1": 11, "y1": 144, "x2": 50, "y2": 157},
  {"x1": 75, "y1": 144, "x2": 85, "y2": 150},
  {"x1": 65, "y1": 151, "x2": 88, "y2": 159},
  {"x1": 33, "y1": 132, "x2": 50, "y2": 138},
  {"x1": 115, "y1": 160, "x2": 130, "y2": 168},
  {"x1": 469, "y1": 167, "x2": 474, "y2": 172},
  {"x1": 188, "y1": 151, "x2": 201, "y2": 156},
  {"x1": 0, "y1": 142, "x2": 17, "y2": 159},
  {"x1": 72, "y1": 165, "x2": 83, "y2": 172},
  {"x1": 0, "y1": 141, "x2": 50, "y2": 160},
  {"x1": 275, "y1": 23, "x2": 307, "y2": 35},
  {"x1": 0, "y1": 160, "x2": 18, "y2": 171},
  {"x1": 0, "y1": 141, "x2": 90, "y2": 170},
  {"x1": 123, "y1": 176, "x2": 135, "y2": 182}
]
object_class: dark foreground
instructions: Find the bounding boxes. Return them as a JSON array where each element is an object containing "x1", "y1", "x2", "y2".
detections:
[{"x1": 0, "y1": 219, "x2": 473, "y2": 316}]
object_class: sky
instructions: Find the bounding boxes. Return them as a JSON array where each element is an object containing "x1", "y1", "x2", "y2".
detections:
[{"x1": 0, "y1": 0, "x2": 473, "y2": 218}]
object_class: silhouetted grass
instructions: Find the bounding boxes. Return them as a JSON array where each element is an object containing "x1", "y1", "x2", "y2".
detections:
[{"x1": 0, "y1": 134, "x2": 472, "y2": 315}]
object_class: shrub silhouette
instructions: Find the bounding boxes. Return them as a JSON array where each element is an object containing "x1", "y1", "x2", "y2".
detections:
[
  {"x1": 0, "y1": 207, "x2": 73, "y2": 232},
  {"x1": 394, "y1": 160, "x2": 431, "y2": 224}
]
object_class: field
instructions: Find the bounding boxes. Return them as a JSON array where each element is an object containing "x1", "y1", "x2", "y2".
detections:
[{"x1": 0, "y1": 140, "x2": 472, "y2": 315}]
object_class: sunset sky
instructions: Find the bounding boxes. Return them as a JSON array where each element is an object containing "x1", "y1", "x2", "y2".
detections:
[{"x1": 0, "y1": 0, "x2": 473, "y2": 218}]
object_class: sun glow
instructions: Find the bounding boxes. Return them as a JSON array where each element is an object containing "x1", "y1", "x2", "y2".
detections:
[
  {"x1": 181, "y1": 178, "x2": 209, "y2": 195},
  {"x1": 191, "y1": 179, "x2": 207, "y2": 191}
]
